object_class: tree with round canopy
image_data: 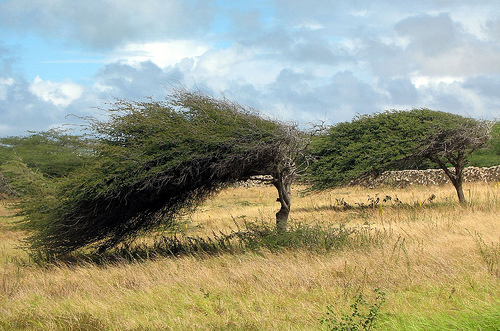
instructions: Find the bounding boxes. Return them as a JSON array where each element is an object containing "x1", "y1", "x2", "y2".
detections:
[{"x1": 308, "y1": 108, "x2": 492, "y2": 204}]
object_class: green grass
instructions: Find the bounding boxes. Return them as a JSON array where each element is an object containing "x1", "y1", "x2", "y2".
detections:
[{"x1": 380, "y1": 302, "x2": 500, "y2": 330}]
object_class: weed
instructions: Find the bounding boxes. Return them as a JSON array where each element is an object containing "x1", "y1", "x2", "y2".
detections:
[
  {"x1": 0, "y1": 266, "x2": 22, "y2": 298},
  {"x1": 471, "y1": 232, "x2": 500, "y2": 278},
  {"x1": 320, "y1": 288, "x2": 386, "y2": 331}
]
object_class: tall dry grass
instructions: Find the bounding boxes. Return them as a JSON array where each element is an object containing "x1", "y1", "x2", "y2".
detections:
[{"x1": 1, "y1": 182, "x2": 500, "y2": 330}]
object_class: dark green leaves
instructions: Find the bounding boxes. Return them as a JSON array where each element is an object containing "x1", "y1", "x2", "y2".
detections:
[
  {"x1": 308, "y1": 109, "x2": 491, "y2": 190},
  {"x1": 20, "y1": 89, "x2": 294, "y2": 256}
]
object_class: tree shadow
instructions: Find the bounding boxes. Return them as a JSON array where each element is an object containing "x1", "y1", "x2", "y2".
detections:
[{"x1": 30, "y1": 221, "x2": 388, "y2": 267}]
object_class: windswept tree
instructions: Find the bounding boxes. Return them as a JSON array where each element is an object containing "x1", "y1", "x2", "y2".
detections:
[
  {"x1": 308, "y1": 109, "x2": 492, "y2": 204},
  {"x1": 20, "y1": 88, "x2": 308, "y2": 256}
]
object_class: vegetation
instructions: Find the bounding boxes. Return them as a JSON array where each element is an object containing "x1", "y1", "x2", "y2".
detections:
[
  {"x1": 0, "y1": 129, "x2": 91, "y2": 178},
  {"x1": 1, "y1": 183, "x2": 500, "y2": 330},
  {"x1": 0, "y1": 129, "x2": 90, "y2": 196},
  {"x1": 320, "y1": 288, "x2": 386, "y2": 331},
  {"x1": 1, "y1": 94, "x2": 500, "y2": 329},
  {"x1": 469, "y1": 121, "x2": 500, "y2": 166},
  {"x1": 308, "y1": 109, "x2": 492, "y2": 203},
  {"x1": 18, "y1": 88, "x2": 308, "y2": 257}
]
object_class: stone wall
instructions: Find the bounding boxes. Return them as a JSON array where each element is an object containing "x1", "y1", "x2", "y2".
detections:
[
  {"x1": 234, "y1": 175, "x2": 274, "y2": 188},
  {"x1": 354, "y1": 165, "x2": 500, "y2": 188}
]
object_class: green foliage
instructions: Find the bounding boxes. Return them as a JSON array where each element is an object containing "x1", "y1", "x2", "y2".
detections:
[
  {"x1": 468, "y1": 150, "x2": 500, "y2": 167},
  {"x1": 0, "y1": 159, "x2": 53, "y2": 196},
  {"x1": 20, "y1": 89, "x2": 297, "y2": 257},
  {"x1": 469, "y1": 122, "x2": 500, "y2": 167},
  {"x1": 320, "y1": 288, "x2": 386, "y2": 331},
  {"x1": 489, "y1": 121, "x2": 500, "y2": 155},
  {"x1": 227, "y1": 222, "x2": 386, "y2": 254},
  {"x1": 308, "y1": 109, "x2": 438, "y2": 189},
  {"x1": 0, "y1": 170, "x2": 17, "y2": 196},
  {"x1": 308, "y1": 109, "x2": 490, "y2": 192},
  {"x1": 0, "y1": 129, "x2": 91, "y2": 178},
  {"x1": 0, "y1": 129, "x2": 91, "y2": 197}
]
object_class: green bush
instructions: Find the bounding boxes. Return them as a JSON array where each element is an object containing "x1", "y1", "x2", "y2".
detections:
[
  {"x1": 0, "y1": 129, "x2": 91, "y2": 179},
  {"x1": 320, "y1": 288, "x2": 386, "y2": 331},
  {"x1": 0, "y1": 159, "x2": 53, "y2": 196}
]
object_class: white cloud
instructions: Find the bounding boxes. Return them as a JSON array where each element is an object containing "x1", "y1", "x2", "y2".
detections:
[
  {"x1": 417, "y1": 45, "x2": 500, "y2": 77},
  {"x1": 0, "y1": 0, "x2": 217, "y2": 50},
  {"x1": 197, "y1": 46, "x2": 254, "y2": 76},
  {"x1": 0, "y1": 77, "x2": 14, "y2": 84},
  {"x1": 295, "y1": 21, "x2": 325, "y2": 30},
  {"x1": 111, "y1": 40, "x2": 210, "y2": 68},
  {"x1": 191, "y1": 45, "x2": 285, "y2": 90},
  {"x1": 29, "y1": 76, "x2": 84, "y2": 107},
  {"x1": 411, "y1": 75, "x2": 465, "y2": 88},
  {"x1": 3, "y1": 0, "x2": 500, "y2": 136},
  {"x1": 449, "y1": 6, "x2": 494, "y2": 40},
  {"x1": 0, "y1": 77, "x2": 14, "y2": 100}
]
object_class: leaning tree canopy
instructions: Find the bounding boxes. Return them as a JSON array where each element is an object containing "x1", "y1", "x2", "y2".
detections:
[
  {"x1": 22, "y1": 89, "x2": 294, "y2": 255},
  {"x1": 307, "y1": 108, "x2": 491, "y2": 190}
]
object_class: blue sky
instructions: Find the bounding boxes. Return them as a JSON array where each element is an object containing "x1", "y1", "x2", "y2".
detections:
[{"x1": 1, "y1": 0, "x2": 500, "y2": 136}]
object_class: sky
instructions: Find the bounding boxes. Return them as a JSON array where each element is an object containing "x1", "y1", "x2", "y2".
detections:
[{"x1": 1, "y1": 0, "x2": 500, "y2": 136}]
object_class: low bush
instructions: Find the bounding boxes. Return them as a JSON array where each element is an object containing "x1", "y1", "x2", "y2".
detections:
[{"x1": 320, "y1": 288, "x2": 386, "y2": 331}]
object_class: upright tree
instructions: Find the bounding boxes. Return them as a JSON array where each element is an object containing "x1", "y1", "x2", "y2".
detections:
[
  {"x1": 308, "y1": 109, "x2": 492, "y2": 204},
  {"x1": 21, "y1": 88, "x2": 307, "y2": 256}
]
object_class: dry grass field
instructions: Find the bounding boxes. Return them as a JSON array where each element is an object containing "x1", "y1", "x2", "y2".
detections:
[{"x1": 1, "y1": 182, "x2": 500, "y2": 330}]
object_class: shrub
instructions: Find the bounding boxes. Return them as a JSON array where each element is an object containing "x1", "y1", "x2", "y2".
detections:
[{"x1": 320, "y1": 288, "x2": 386, "y2": 331}]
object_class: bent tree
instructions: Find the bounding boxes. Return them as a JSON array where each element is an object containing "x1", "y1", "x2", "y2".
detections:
[
  {"x1": 308, "y1": 109, "x2": 491, "y2": 204},
  {"x1": 271, "y1": 125, "x2": 308, "y2": 231},
  {"x1": 416, "y1": 115, "x2": 492, "y2": 204},
  {"x1": 21, "y1": 88, "x2": 308, "y2": 256}
]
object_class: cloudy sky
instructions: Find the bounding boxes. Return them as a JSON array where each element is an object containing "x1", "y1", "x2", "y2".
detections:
[{"x1": 1, "y1": 0, "x2": 500, "y2": 136}]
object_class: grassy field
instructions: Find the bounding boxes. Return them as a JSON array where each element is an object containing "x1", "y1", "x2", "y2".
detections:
[{"x1": 1, "y1": 182, "x2": 500, "y2": 330}]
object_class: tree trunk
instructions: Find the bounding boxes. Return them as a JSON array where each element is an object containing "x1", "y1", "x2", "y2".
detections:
[
  {"x1": 439, "y1": 162, "x2": 467, "y2": 204},
  {"x1": 429, "y1": 156, "x2": 467, "y2": 205},
  {"x1": 454, "y1": 179, "x2": 466, "y2": 205},
  {"x1": 272, "y1": 160, "x2": 295, "y2": 232},
  {"x1": 275, "y1": 201, "x2": 290, "y2": 232},
  {"x1": 450, "y1": 165, "x2": 467, "y2": 205}
]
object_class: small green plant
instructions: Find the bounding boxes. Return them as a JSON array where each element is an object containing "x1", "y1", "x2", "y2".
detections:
[{"x1": 320, "y1": 288, "x2": 386, "y2": 331}]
